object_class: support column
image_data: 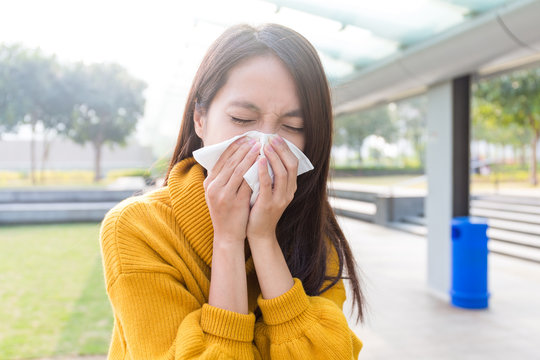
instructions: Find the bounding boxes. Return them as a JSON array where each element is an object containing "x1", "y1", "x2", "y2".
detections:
[
  {"x1": 452, "y1": 76, "x2": 471, "y2": 218},
  {"x1": 426, "y1": 75, "x2": 471, "y2": 298}
]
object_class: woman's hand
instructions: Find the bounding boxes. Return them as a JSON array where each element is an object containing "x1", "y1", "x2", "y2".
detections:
[
  {"x1": 246, "y1": 135, "x2": 299, "y2": 242},
  {"x1": 203, "y1": 136, "x2": 261, "y2": 245}
]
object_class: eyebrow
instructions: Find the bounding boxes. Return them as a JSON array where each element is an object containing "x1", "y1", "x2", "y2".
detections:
[{"x1": 229, "y1": 100, "x2": 303, "y2": 118}]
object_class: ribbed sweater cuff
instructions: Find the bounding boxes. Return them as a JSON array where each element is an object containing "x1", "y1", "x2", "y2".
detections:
[
  {"x1": 200, "y1": 304, "x2": 255, "y2": 342},
  {"x1": 257, "y1": 278, "x2": 310, "y2": 325}
]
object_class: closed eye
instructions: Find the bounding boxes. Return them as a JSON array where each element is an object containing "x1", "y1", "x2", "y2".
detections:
[
  {"x1": 231, "y1": 117, "x2": 303, "y2": 133},
  {"x1": 283, "y1": 125, "x2": 304, "y2": 133},
  {"x1": 231, "y1": 117, "x2": 255, "y2": 124}
]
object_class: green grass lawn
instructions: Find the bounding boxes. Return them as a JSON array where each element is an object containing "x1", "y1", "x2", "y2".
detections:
[
  {"x1": 331, "y1": 175, "x2": 540, "y2": 194},
  {"x1": 0, "y1": 223, "x2": 113, "y2": 359}
]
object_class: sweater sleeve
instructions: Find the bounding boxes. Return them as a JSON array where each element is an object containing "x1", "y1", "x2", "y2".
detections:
[
  {"x1": 100, "y1": 203, "x2": 262, "y2": 360},
  {"x1": 107, "y1": 272, "x2": 261, "y2": 359},
  {"x1": 252, "y1": 243, "x2": 363, "y2": 360}
]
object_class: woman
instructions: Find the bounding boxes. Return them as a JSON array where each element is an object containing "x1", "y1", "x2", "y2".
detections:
[{"x1": 100, "y1": 23, "x2": 365, "y2": 359}]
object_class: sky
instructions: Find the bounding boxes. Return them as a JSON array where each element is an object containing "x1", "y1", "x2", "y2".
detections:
[
  {"x1": 2, "y1": 0, "x2": 226, "y2": 156},
  {"x1": 2, "y1": 0, "x2": 358, "y2": 157},
  {"x1": 1, "y1": 0, "x2": 472, "y2": 157}
]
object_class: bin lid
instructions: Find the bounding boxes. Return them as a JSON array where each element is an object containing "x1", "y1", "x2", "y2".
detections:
[{"x1": 451, "y1": 216, "x2": 488, "y2": 226}]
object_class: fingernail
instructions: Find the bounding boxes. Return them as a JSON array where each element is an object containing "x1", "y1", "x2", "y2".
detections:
[
  {"x1": 248, "y1": 138, "x2": 257, "y2": 145},
  {"x1": 265, "y1": 143, "x2": 274, "y2": 152}
]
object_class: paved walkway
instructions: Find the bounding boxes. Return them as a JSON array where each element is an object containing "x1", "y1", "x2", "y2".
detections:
[
  {"x1": 340, "y1": 216, "x2": 540, "y2": 360},
  {"x1": 38, "y1": 217, "x2": 539, "y2": 360}
]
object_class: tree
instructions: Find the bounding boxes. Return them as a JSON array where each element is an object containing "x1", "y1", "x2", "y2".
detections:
[
  {"x1": 474, "y1": 68, "x2": 540, "y2": 185},
  {"x1": 394, "y1": 96, "x2": 427, "y2": 167},
  {"x1": 0, "y1": 44, "x2": 71, "y2": 183},
  {"x1": 472, "y1": 94, "x2": 530, "y2": 164},
  {"x1": 65, "y1": 62, "x2": 146, "y2": 181},
  {"x1": 334, "y1": 105, "x2": 398, "y2": 164},
  {"x1": 0, "y1": 45, "x2": 22, "y2": 138}
]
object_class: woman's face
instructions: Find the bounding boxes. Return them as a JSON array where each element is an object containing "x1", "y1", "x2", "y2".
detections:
[{"x1": 194, "y1": 54, "x2": 305, "y2": 151}]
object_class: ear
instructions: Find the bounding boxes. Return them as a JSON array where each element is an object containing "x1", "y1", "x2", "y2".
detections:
[{"x1": 193, "y1": 107, "x2": 205, "y2": 140}]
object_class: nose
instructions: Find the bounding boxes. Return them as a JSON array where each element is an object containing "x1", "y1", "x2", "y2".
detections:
[{"x1": 258, "y1": 119, "x2": 279, "y2": 135}]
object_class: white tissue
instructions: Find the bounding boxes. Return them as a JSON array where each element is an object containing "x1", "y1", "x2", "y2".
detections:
[{"x1": 192, "y1": 130, "x2": 314, "y2": 206}]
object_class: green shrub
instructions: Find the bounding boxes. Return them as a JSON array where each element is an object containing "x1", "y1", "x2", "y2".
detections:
[
  {"x1": 106, "y1": 169, "x2": 151, "y2": 180},
  {"x1": 149, "y1": 155, "x2": 171, "y2": 178}
]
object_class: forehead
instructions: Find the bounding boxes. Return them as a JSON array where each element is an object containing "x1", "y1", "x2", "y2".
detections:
[{"x1": 217, "y1": 55, "x2": 300, "y2": 111}]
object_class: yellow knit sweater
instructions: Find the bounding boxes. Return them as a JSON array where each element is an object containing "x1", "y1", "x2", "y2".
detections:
[{"x1": 99, "y1": 157, "x2": 362, "y2": 359}]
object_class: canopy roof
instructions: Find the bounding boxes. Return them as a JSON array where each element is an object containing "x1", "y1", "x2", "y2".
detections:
[
  {"x1": 263, "y1": 0, "x2": 524, "y2": 84},
  {"x1": 195, "y1": 0, "x2": 525, "y2": 83}
]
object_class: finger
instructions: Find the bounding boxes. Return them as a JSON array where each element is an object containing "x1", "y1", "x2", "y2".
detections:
[
  {"x1": 210, "y1": 139, "x2": 256, "y2": 187},
  {"x1": 224, "y1": 142, "x2": 261, "y2": 193},
  {"x1": 237, "y1": 178, "x2": 252, "y2": 202},
  {"x1": 207, "y1": 136, "x2": 250, "y2": 183},
  {"x1": 257, "y1": 156, "x2": 273, "y2": 202},
  {"x1": 269, "y1": 136, "x2": 299, "y2": 194},
  {"x1": 263, "y1": 143, "x2": 287, "y2": 196}
]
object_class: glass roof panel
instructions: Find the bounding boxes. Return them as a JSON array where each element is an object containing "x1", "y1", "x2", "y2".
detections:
[
  {"x1": 191, "y1": 0, "x2": 525, "y2": 82},
  {"x1": 445, "y1": 0, "x2": 517, "y2": 13}
]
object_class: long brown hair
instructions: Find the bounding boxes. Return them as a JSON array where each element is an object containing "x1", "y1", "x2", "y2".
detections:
[{"x1": 164, "y1": 23, "x2": 365, "y2": 322}]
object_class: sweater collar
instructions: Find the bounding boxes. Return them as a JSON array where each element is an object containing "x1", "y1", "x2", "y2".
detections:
[{"x1": 167, "y1": 156, "x2": 254, "y2": 274}]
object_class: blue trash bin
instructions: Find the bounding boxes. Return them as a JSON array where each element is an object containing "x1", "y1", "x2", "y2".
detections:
[{"x1": 450, "y1": 216, "x2": 490, "y2": 309}]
